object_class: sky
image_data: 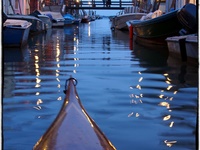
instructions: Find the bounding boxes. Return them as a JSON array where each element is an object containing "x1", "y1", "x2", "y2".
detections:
[{"x1": 94, "y1": 10, "x2": 121, "y2": 16}]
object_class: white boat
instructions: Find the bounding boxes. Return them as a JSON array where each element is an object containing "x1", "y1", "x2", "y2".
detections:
[
  {"x1": 166, "y1": 34, "x2": 198, "y2": 61},
  {"x1": 30, "y1": 10, "x2": 52, "y2": 29},
  {"x1": 3, "y1": 19, "x2": 32, "y2": 47},
  {"x1": 37, "y1": 14, "x2": 52, "y2": 29},
  {"x1": 40, "y1": 11, "x2": 65, "y2": 27},
  {"x1": 4, "y1": 13, "x2": 46, "y2": 34},
  {"x1": 110, "y1": 6, "x2": 148, "y2": 30}
]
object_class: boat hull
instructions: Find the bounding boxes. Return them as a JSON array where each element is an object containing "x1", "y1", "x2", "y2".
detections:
[
  {"x1": 177, "y1": 4, "x2": 197, "y2": 34},
  {"x1": 33, "y1": 77, "x2": 116, "y2": 150},
  {"x1": 166, "y1": 34, "x2": 198, "y2": 61},
  {"x1": 40, "y1": 11, "x2": 65, "y2": 27},
  {"x1": 128, "y1": 10, "x2": 183, "y2": 45},
  {"x1": 111, "y1": 13, "x2": 146, "y2": 30},
  {"x1": 5, "y1": 14, "x2": 46, "y2": 34},
  {"x1": 3, "y1": 20, "x2": 32, "y2": 47},
  {"x1": 185, "y1": 35, "x2": 198, "y2": 59}
]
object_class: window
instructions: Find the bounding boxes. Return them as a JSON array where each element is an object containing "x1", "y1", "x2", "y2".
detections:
[{"x1": 15, "y1": 0, "x2": 19, "y2": 9}]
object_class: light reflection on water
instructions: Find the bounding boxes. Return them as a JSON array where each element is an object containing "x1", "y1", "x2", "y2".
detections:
[{"x1": 3, "y1": 18, "x2": 198, "y2": 150}]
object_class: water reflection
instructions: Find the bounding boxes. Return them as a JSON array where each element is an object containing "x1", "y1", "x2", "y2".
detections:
[
  {"x1": 3, "y1": 46, "x2": 29, "y2": 62},
  {"x1": 3, "y1": 19, "x2": 198, "y2": 150},
  {"x1": 125, "y1": 32, "x2": 197, "y2": 149}
]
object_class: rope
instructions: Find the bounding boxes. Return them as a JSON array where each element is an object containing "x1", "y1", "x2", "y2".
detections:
[{"x1": 63, "y1": 77, "x2": 78, "y2": 94}]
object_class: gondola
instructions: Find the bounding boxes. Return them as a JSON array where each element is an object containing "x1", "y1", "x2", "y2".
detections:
[{"x1": 33, "y1": 76, "x2": 116, "y2": 150}]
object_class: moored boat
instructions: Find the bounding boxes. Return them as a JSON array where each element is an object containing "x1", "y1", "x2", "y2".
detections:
[
  {"x1": 63, "y1": 13, "x2": 75, "y2": 25},
  {"x1": 3, "y1": 19, "x2": 32, "y2": 47},
  {"x1": 126, "y1": 3, "x2": 197, "y2": 46},
  {"x1": 111, "y1": 12, "x2": 147, "y2": 30},
  {"x1": 126, "y1": 9, "x2": 183, "y2": 45},
  {"x1": 4, "y1": 13, "x2": 46, "y2": 35},
  {"x1": 30, "y1": 10, "x2": 53, "y2": 29},
  {"x1": 111, "y1": 6, "x2": 148, "y2": 30},
  {"x1": 40, "y1": 11, "x2": 65, "y2": 27},
  {"x1": 166, "y1": 34, "x2": 198, "y2": 61},
  {"x1": 33, "y1": 77, "x2": 116, "y2": 150}
]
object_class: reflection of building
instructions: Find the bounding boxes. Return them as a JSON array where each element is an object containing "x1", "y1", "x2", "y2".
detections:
[
  {"x1": 3, "y1": 0, "x2": 31, "y2": 14},
  {"x1": 2, "y1": 0, "x2": 75, "y2": 15}
]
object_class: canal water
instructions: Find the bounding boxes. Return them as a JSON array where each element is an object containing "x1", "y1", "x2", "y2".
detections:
[{"x1": 3, "y1": 18, "x2": 198, "y2": 150}]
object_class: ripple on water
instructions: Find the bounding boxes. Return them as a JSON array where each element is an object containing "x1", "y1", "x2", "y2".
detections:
[{"x1": 3, "y1": 18, "x2": 198, "y2": 150}]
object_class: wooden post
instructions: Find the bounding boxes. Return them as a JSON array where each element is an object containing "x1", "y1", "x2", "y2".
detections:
[
  {"x1": 30, "y1": 0, "x2": 38, "y2": 13},
  {"x1": 129, "y1": 24, "x2": 133, "y2": 39}
]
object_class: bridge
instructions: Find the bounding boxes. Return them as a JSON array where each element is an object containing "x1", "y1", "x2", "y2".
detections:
[{"x1": 42, "y1": 0, "x2": 139, "y2": 10}]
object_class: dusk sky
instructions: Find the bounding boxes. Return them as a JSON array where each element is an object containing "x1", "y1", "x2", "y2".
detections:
[{"x1": 95, "y1": 10, "x2": 120, "y2": 16}]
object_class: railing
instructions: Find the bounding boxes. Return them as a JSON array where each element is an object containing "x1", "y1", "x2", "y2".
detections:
[{"x1": 45, "y1": 1, "x2": 137, "y2": 9}]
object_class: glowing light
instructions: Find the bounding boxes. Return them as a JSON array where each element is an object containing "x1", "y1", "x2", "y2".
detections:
[
  {"x1": 159, "y1": 102, "x2": 170, "y2": 109},
  {"x1": 36, "y1": 78, "x2": 41, "y2": 83},
  {"x1": 136, "y1": 113, "x2": 139, "y2": 117},
  {"x1": 135, "y1": 95, "x2": 140, "y2": 98},
  {"x1": 166, "y1": 77, "x2": 171, "y2": 81},
  {"x1": 35, "y1": 55, "x2": 39, "y2": 61},
  {"x1": 56, "y1": 73, "x2": 59, "y2": 77},
  {"x1": 36, "y1": 92, "x2": 40, "y2": 95},
  {"x1": 33, "y1": 106, "x2": 42, "y2": 110},
  {"x1": 35, "y1": 63, "x2": 39, "y2": 68},
  {"x1": 56, "y1": 78, "x2": 60, "y2": 82},
  {"x1": 82, "y1": 109, "x2": 94, "y2": 127},
  {"x1": 163, "y1": 115, "x2": 171, "y2": 121},
  {"x1": 164, "y1": 97, "x2": 168, "y2": 100},
  {"x1": 37, "y1": 99, "x2": 43, "y2": 105},
  {"x1": 129, "y1": 94, "x2": 134, "y2": 98},
  {"x1": 74, "y1": 58, "x2": 79, "y2": 61},
  {"x1": 138, "y1": 71, "x2": 142, "y2": 74},
  {"x1": 166, "y1": 81, "x2": 171, "y2": 84},
  {"x1": 136, "y1": 84, "x2": 141, "y2": 90},
  {"x1": 57, "y1": 97, "x2": 62, "y2": 101},
  {"x1": 173, "y1": 91, "x2": 177, "y2": 94},
  {"x1": 164, "y1": 140, "x2": 177, "y2": 147},
  {"x1": 169, "y1": 121, "x2": 174, "y2": 127},
  {"x1": 74, "y1": 64, "x2": 79, "y2": 67},
  {"x1": 128, "y1": 112, "x2": 134, "y2": 117},
  {"x1": 167, "y1": 85, "x2": 173, "y2": 90},
  {"x1": 159, "y1": 94, "x2": 164, "y2": 98},
  {"x1": 56, "y1": 58, "x2": 60, "y2": 64},
  {"x1": 130, "y1": 100, "x2": 137, "y2": 104},
  {"x1": 88, "y1": 24, "x2": 91, "y2": 36},
  {"x1": 138, "y1": 77, "x2": 143, "y2": 82}
]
